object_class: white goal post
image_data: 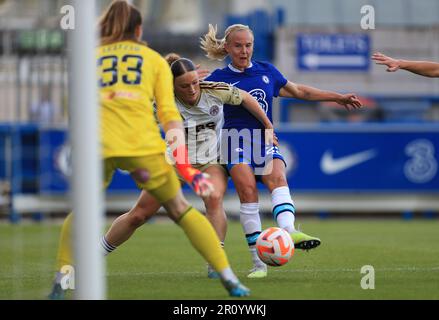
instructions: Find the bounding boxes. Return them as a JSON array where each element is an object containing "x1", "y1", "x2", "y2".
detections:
[{"x1": 69, "y1": 0, "x2": 105, "y2": 300}]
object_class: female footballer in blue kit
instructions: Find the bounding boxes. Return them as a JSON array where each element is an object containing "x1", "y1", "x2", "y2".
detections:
[{"x1": 201, "y1": 24, "x2": 363, "y2": 278}]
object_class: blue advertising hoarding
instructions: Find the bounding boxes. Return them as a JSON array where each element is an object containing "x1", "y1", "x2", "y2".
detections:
[
  {"x1": 39, "y1": 129, "x2": 137, "y2": 194},
  {"x1": 276, "y1": 127, "x2": 438, "y2": 192},
  {"x1": 0, "y1": 125, "x2": 10, "y2": 180},
  {"x1": 37, "y1": 126, "x2": 439, "y2": 194},
  {"x1": 297, "y1": 33, "x2": 370, "y2": 71}
]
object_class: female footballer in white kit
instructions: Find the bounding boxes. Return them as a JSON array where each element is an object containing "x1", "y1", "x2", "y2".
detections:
[{"x1": 100, "y1": 53, "x2": 276, "y2": 279}]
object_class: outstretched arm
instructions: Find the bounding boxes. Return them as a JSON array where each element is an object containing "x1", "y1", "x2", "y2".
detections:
[
  {"x1": 279, "y1": 81, "x2": 362, "y2": 111},
  {"x1": 372, "y1": 52, "x2": 439, "y2": 78}
]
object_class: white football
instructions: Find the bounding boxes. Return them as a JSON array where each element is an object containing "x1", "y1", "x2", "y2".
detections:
[{"x1": 256, "y1": 227, "x2": 295, "y2": 266}]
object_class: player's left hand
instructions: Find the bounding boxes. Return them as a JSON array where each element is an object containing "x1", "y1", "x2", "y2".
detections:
[
  {"x1": 336, "y1": 94, "x2": 362, "y2": 111},
  {"x1": 372, "y1": 52, "x2": 400, "y2": 72}
]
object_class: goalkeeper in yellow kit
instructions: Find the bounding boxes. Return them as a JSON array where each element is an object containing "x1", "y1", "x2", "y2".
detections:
[{"x1": 49, "y1": 0, "x2": 249, "y2": 299}]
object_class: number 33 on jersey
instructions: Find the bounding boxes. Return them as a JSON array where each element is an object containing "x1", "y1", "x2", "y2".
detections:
[{"x1": 97, "y1": 40, "x2": 181, "y2": 159}]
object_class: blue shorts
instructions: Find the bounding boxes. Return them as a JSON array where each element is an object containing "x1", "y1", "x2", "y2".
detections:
[{"x1": 224, "y1": 139, "x2": 286, "y2": 178}]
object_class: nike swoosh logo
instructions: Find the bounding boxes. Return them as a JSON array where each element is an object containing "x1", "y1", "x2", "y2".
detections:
[
  {"x1": 321, "y1": 149, "x2": 377, "y2": 175},
  {"x1": 230, "y1": 81, "x2": 240, "y2": 86}
]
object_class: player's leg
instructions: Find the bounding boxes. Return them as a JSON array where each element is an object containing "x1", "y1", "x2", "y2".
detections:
[
  {"x1": 261, "y1": 159, "x2": 296, "y2": 232},
  {"x1": 48, "y1": 212, "x2": 73, "y2": 299},
  {"x1": 49, "y1": 158, "x2": 116, "y2": 299},
  {"x1": 162, "y1": 189, "x2": 249, "y2": 297},
  {"x1": 55, "y1": 213, "x2": 73, "y2": 272},
  {"x1": 261, "y1": 158, "x2": 321, "y2": 250},
  {"x1": 229, "y1": 163, "x2": 267, "y2": 278},
  {"x1": 101, "y1": 190, "x2": 161, "y2": 255},
  {"x1": 201, "y1": 164, "x2": 228, "y2": 278},
  {"x1": 100, "y1": 158, "x2": 168, "y2": 255},
  {"x1": 202, "y1": 164, "x2": 228, "y2": 242},
  {"x1": 130, "y1": 155, "x2": 249, "y2": 297}
]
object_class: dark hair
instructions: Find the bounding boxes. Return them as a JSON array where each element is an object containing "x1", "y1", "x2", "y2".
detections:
[
  {"x1": 99, "y1": 0, "x2": 143, "y2": 45},
  {"x1": 164, "y1": 52, "x2": 181, "y2": 66},
  {"x1": 164, "y1": 53, "x2": 196, "y2": 78}
]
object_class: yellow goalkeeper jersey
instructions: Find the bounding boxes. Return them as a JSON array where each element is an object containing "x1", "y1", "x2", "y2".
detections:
[{"x1": 97, "y1": 41, "x2": 182, "y2": 158}]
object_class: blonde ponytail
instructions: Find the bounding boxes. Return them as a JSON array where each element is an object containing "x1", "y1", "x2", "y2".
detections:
[
  {"x1": 200, "y1": 24, "x2": 227, "y2": 61},
  {"x1": 200, "y1": 24, "x2": 254, "y2": 61}
]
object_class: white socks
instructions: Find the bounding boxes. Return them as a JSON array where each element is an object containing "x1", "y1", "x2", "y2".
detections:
[
  {"x1": 240, "y1": 203, "x2": 261, "y2": 246},
  {"x1": 240, "y1": 202, "x2": 265, "y2": 267},
  {"x1": 272, "y1": 186, "x2": 296, "y2": 233},
  {"x1": 100, "y1": 236, "x2": 116, "y2": 256}
]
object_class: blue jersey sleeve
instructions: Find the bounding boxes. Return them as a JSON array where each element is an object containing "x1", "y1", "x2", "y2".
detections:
[
  {"x1": 268, "y1": 63, "x2": 288, "y2": 97},
  {"x1": 205, "y1": 70, "x2": 221, "y2": 82}
]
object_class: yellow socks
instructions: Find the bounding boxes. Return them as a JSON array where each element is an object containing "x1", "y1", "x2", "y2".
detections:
[
  {"x1": 56, "y1": 213, "x2": 73, "y2": 270},
  {"x1": 177, "y1": 207, "x2": 230, "y2": 273}
]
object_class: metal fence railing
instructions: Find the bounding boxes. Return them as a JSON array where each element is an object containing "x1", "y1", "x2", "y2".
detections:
[{"x1": 0, "y1": 55, "x2": 68, "y2": 125}]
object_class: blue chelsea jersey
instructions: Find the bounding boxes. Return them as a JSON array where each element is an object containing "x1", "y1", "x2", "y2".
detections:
[{"x1": 206, "y1": 61, "x2": 288, "y2": 130}]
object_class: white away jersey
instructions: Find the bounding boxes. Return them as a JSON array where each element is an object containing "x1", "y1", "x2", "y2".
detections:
[{"x1": 176, "y1": 81, "x2": 242, "y2": 164}]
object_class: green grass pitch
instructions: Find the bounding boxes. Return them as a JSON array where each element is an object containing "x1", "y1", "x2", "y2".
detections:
[{"x1": 1, "y1": 218, "x2": 438, "y2": 300}]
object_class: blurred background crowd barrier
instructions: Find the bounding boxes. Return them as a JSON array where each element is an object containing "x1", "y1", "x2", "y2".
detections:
[{"x1": 0, "y1": 0, "x2": 438, "y2": 220}]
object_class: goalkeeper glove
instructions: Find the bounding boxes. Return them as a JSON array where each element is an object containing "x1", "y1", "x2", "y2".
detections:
[{"x1": 173, "y1": 144, "x2": 214, "y2": 197}]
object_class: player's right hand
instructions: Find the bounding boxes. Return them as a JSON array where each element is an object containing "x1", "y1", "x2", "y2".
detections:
[
  {"x1": 265, "y1": 129, "x2": 279, "y2": 147},
  {"x1": 191, "y1": 172, "x2": 214, "y2": 197},
  {"x1": 336, "y1": 93, "x2": 363, "y2": 111}
]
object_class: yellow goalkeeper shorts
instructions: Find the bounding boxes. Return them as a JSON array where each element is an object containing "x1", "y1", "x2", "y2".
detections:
[{"x1": 104, "y1": 154, "x2": 180, "y2": 203}]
